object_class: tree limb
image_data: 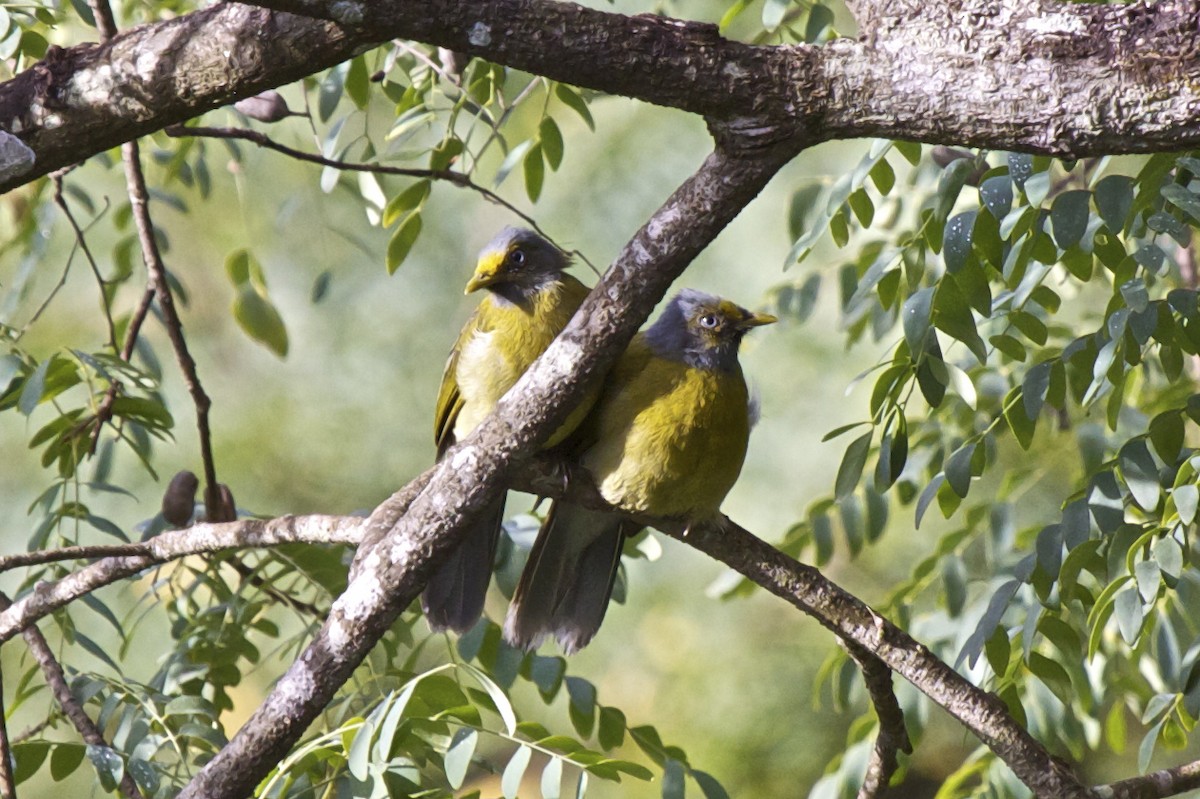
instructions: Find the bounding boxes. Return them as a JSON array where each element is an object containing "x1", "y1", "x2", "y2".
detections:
[
  {"x1": 5, "y1": 0, "x2": 1200, "y2": 192},
  {"x1": 842, "y1": 641, "x2": 911, "y2": 799},
  {"x1": 0, "y1": 514, "x2": 360, "y2": 644},
  {"x1": 0, "y1": 591, "x2": 145, "y2": 799}
]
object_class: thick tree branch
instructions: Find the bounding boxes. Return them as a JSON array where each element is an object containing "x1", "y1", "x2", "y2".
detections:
[
  {"x1": 3, "y1": 0, "x2": 1200, "y2": 193},
  {"x1": 175, "y1": 134, "x2": 798, "y2": 799}
]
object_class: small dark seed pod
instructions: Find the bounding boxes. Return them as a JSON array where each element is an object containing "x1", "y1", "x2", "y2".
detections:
[
  {"x1": 234, "y1": 90, "x2": 291, "y2": 123},
  {"x1": 205, "y1": 482, "x2": 237, "y2": 523},
  {"x1": 162, "y1": 470, "x2": 199, "y2": 527}
]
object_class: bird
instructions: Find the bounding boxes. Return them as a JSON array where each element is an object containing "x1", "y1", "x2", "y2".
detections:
[
  {"x1": 503, "y1": 288, "x2": 776, "y2": 653},
  {"x1": 421, "y1": 226, "x2": 595, "y2": 634}
]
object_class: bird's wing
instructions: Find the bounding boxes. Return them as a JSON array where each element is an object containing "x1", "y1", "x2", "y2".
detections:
[{"x1": 434, "y1": 308, "x2": 485, "y2": 457}]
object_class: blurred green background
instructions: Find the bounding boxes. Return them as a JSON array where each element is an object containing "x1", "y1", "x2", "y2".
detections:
[{"x1": 0, "y1": 1, "x2": 1066, "y2": 795}]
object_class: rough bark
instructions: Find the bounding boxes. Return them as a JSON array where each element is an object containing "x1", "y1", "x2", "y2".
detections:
[{"x1": 5, "y1": 0, "x2": 1200, "y2": 191}]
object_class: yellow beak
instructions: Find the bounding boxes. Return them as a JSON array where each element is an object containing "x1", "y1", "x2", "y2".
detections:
[
  {"x1": 464, "y1": 252, "x2": 505, "y2": 294},
  {"x1": 740, "y1": 311, "x2": 778, "y2": 328}
]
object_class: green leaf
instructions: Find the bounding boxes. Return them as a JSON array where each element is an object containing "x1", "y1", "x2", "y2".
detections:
[
  {"x1": 1174, "y1": 484, "x2": 1198, "y2": 525},
  {"x1": 980, "y1": 175, "x2": 1013, "y2": 219},
  {"x1": 495, "y1": 140, "x2": 534, "y2": 187},
  {"x1": 540, "y1": 117, "x2": 565, "y2": 171},
  {"x1": 14, "y1": 742, "x2": 49, "y2": 785},
  {"x1": 347, "y1": 717, "x2": 375, "y2": 780},
  {"x1": 383, "y1": 180, "x2": 431, "y2": 227},
  {"x1": 787, "y1": 185, "x2": 823, "y2": 242},
  {"x1": 1008, "y1": 153, "x2": 1034, "y2": 189},
  {"x1": 835, "y1": 432, "x2": 872, "y2": 499},
  {"x1": 386, "y1": 212, "x2": 423, "y2": 274},
  {"x1": 1004, "y1": 390, "x2": 1035, "y2": 449},
  {"x1": 232, "y1": 285, "x2": 289, "y2": 357},
  {"x1": 945, "y1": 442, "x2": 976, "y2": 498},
  {"x1": 1050, "y1": 190, "x2": 1091, "y2": 249},
  {"x1": 1139, "y1": 718, "x2": 1165, "y2": 773},
  {"x1": 1119, "y1": 439, "x2": 1161, "y2": 511},
  {"x1": 542, "y1": 756, "x2": 563, "y2": 799},
  {"x1": 503, "y1": 746, "x2": 532, "y2": 799},
  {"x1": 50, "y1": 744, "x2": 86, "y2": 782},
  {"x1": 1114, "y1": 586, "x2": 1143, "y2": 644},
  {"x1": 915, "y1": 474, "x2": 945, "y2": 529},
  {"x1": 86, "y1": 744, "x2": 124, "y2": 793},
  {"x1": 991, "y1": 334, "x2": 1027, "y2": 362},
  {"x1": 1162, "y1": 183, "x2": 1200, "y2": 223},
  {"x1": 662, "y1": 759, "x2": 685, "y2": 799},
  {"x1": 943, "y1": 211, "x2": 976, "y2": 273},
  {"x1": 1027, "y1": 652, "x2": 1073, "y2": 706},
  {"x1": 762, "y1": 0, "x2": 789, "y2": 31},
  {"x1": 804, "y1": 3, "x2": 834, "y2": 41},
  {"x1": 1094, "y1": 175, "x2": 1134, "y2": 233},
  {"x1": 598, "y1": 706, "x2": 626, "y2": 750},
  {"x1": 554, "y1": 84, "x2": 595, "y2": 131},
  {"x1": 524, "y1": 143, "x2": 546, "y2": 202},
  {"x1": 902, "y1": 287, "x2": 934, "y2": 353},
  {"x1": 869, "y1": 158, "x2": 895, "y2": 195},
  {"x1": 346, "y1": 55, "x2": 370, "y2": 109},
  {"x1": 1024, "y1": 171, "x2": 1051, "y2": 207},
  {"x1": 847, "y1": 188, "x2": 874, "y2": 227},
  {"x1": 692, "y1": 770, "x2": 731, "y2": 799},
  {"x1": 445, "y1": 728, "x2": 478, "y2": 789},
  {"x1": 943, "y1": 553, "x2": 967, "y2": 616},
  {"x1": 1149, "y1": 412, "x2": 1184, "y2": 463},
  {"x1": 18, "y1": 357, "x2": 50, "y2": 416},
  {"x1": 933, "y1": 278, "x2": 986, "y2": 363},
  {"x1": 566, "y1": 677, "x2": 597, "y2": 737}
]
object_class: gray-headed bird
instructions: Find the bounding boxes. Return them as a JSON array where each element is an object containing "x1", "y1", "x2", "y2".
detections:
[{"x1": 504, "y1": 289, "x2": 775, "y2": 653}]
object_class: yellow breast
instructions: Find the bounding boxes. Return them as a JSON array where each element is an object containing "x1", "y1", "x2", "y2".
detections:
[
  {"x1": 452, "y1": 276, "x2": 594, "y2": 447},
  {"x1": 581, "y1": 339, "x2": 751, "y2": 519}
]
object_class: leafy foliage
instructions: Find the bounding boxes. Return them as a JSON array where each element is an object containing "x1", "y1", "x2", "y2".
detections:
[{"x1": 5, "y1": 1, "x2": 1200, "y2": 798}]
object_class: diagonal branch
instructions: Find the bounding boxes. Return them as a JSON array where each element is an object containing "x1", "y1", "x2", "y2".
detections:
[
  {"x1": 0, "y1": 592, "x2": 145, "y2": 799},
  {"x1": 175, "y1": 134, "x2": 799, "y2": 799},
  {"x1": 842, "y1": 641, "x2": 912, "y2": 799}
]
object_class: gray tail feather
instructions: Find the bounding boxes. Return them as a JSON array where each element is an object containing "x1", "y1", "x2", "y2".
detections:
[
  {"x1": 421, "y1": 496, "x2": 506, "y2": 633},
  {"x1": 503, "y1": 502, "x2": 628, "y2": 654}
]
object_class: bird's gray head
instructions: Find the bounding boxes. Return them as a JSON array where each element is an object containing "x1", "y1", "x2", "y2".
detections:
[
  {"x1": 464, "y1": 227, "x2": 571, "y2": 303},
  {"x1": 644, "y1": 288, "x2": 776, "y2": 371}
]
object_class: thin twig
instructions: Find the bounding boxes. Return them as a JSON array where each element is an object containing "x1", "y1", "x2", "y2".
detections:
[
  {"x1": 0, "y1": 592, "x2": 144, "y2": 799},
  {"x1": 843, "y1": 640, "x2": 912, "y2": 798},
  {"x1": 121, "y1": 138, "x2": 222, "y2": 512},
  {"x1": 163, "y1": 124, "x2": 599, "y2": 274},
  {"x1": 0, "y1": 514, "x2": 362, "y2": 644},
  {"x1": 88, "y1": 286, "x2": 156, "y2": 454},
  {"x1": 0, "y1": 657, "x2": 15, "y2": 799},
  {"x1": 52, "y1": 174, "x2": 117, "y2": 350},
  {"x1": 11, "y1": 718, "x2": 52, "y2": 745}
]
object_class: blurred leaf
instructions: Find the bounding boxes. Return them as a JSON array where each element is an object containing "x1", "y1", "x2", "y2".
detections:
[
  {"x1": 387, "y1": 212, "x2": 423, "y2": 274},
  {"x1": 835, "y1": 432, "x2": 872, "y2": 499},
  {"x1": 232, "y1": 285, "x2": 289, "y2": 357}
]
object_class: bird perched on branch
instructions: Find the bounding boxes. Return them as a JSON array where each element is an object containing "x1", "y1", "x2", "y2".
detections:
[
  {"x1": 504, "y1": 289, "x2": 776, "y2": 653},
  {"x1": 421, "y1": 226, "x2": 594, "y2": 634}
]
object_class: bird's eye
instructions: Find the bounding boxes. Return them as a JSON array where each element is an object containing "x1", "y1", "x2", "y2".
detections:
[
  {"x1": 508, "y1": 249, "x2": 526, "y2": 268},
  {"x1": 699, "y1": 314, "x2": 719, "y2": 329}
]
